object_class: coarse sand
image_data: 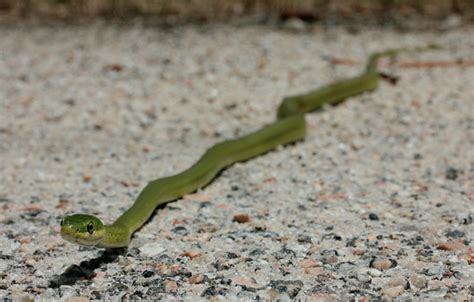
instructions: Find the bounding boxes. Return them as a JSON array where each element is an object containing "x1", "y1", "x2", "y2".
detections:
[{"x1": 0, "y1": 21, "x2": 473, "y2": 300}]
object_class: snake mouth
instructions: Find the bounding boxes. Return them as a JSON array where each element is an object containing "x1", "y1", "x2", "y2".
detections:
[{"x1": 60, "y1": 228, "x2": 101, "y2": 246}]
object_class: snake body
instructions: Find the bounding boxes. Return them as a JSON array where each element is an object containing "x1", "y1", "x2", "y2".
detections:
[{"x1": 60, "y1": 47, "x2": 434, "y2": 248}]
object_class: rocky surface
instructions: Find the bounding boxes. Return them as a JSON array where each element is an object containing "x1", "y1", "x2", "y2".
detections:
[{"x1": 0, "y1": 21, "x2": 473, "y2": 300}]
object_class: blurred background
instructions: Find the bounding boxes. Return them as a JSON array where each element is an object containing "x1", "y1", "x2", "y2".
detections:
[{"x1": 0, "y1": 0, "x2": 473, "y2": 24}]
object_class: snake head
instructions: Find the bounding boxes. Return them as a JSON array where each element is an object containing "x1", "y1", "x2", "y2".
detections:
[{"x1": 60, "y1": 214, "x2": 105, "y2": 246}]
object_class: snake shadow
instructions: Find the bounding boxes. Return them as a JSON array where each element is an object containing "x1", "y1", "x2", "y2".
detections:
[{"x1": 49, "y1": 247, "x2": 127, "y2": 288}]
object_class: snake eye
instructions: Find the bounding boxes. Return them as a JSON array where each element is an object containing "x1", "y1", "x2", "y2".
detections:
[{"x1": 87, "y1": 223, "x2": 94, "y2": 234}]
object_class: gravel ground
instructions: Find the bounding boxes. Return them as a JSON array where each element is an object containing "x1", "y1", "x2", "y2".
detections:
[{"x1": 0, "y1": 21, "x2": 473, "y2": 300}]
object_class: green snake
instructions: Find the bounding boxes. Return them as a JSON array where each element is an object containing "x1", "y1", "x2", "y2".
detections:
[{"x1": 60, "y1": 46, "x2": 436, "y2": 248}]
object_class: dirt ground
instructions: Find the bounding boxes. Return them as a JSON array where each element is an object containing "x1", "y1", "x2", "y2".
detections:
[{"x1": 0, "y1": 20, "x2": 473, "y2": 300}]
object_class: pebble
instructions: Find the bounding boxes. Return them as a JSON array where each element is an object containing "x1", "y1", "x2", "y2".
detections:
[
  {"x1": 11, "y1": 292, "x2": 33, "y2": 302},
  {"x1": 189, "y1": 274, "x2": 207, "y2": 284},
  {"x1": 446, "y1": 230, "x2": 465, "y2": 238},
  {"x1": 352, "y1": 248, "x2": 365, "y2": 256},
  {"x1": 299, "y1": 259, "x2": 318, "y2": 269},
  {"x1": 139, "y1": 243, "x2": 166, "y2": 257},
  {"x1": 0, "y1": 262, "x2": 7, "y2": 272},
  {"x1": 269, "y1": 280, "x2": 304, "y2": 299},
  {"x1": 24, "y1": 258, "x2": 36, "y2": 267},
  {"x1": 233, "y1": 276, "x2": 258, "y2": 289},
  {"x1": 425, "y1": 288, "x2": 448, "y2": 298},
  {"x1": 142, "y1": 270, "x2": 155, "y2": 278},
  {"x1": 370, "y1": 258, "x2": 396, "y2": 270},
  {"x1": 233, "y1": 213, "x2": 250, "y2": 223},
  {"x1": 368, "y1": 213, "x2": 379, "y2": 221},
  {"x1": 164, "y1": 280, "x2": 178, "y2": 293},
  {"x1": 180, "y1": 251, "x2": 203, "y2": 259},
  {"x1": 409, "y1": 274, "x2": 428, "y2": 289},
  {"x1": 387, "y1": 276, "x2": 407, "y2": 288},
  {"x1": 447, "y1": 255, "x2": 459, "y2": 264},
  {"x1": 356, "y1": 273, "x2": 371, "y2": 283},
  {"x1": 66, "y1": 297, "x2": 89, "y2": 302},
  {"x1": 318, "y1": 250, "x2": 338, "y2": 264},
  {"x1": 445, "y1": 167, "x2": 459, "y2": 180},
  {"x1": 368, "y1": 268, "x2": 383, "y2": 277},
  {"x1": 283, "y1": 18, "x2": 307, "y2": 32},
  {"x1": 59, "y1": 285, "x2": 76, "y2": 297},
  {"x1": 424, "y1": 264, "x2": 444, "y2": 277},
  {"x1": 437, "y1": 240, "x2": 465, "y2": 251},
  {"x1": 381, "y1": 285, "x2": 405, "y2": 298}
]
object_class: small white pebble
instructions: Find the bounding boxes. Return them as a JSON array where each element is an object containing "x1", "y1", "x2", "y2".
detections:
[
  {"x1": 447, "y1": 255, "x2": 459, "y2": 264},
  {"x1": 381, "y1": 285, "x2": 405, "y2": 298},
  {"x1": 368, "y1": 268, "x2": 382, "y2": 277},
  {"x1": 139, "y1": 242, "x2": 166, "y2": 257}
]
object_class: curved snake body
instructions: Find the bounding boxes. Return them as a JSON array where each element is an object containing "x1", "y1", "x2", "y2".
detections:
[{"x1": 60, "y1": 47, "x2": 434, "y2": 248}]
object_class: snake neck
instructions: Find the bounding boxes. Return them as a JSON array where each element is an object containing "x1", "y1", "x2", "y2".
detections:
[{"x1": 96, "y1": 224, "x2": 132, "y2": 248}]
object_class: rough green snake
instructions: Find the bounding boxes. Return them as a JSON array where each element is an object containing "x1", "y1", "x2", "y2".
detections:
[{"x1": 60, "y1": 46, "x2": 436, "y2": 248}]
